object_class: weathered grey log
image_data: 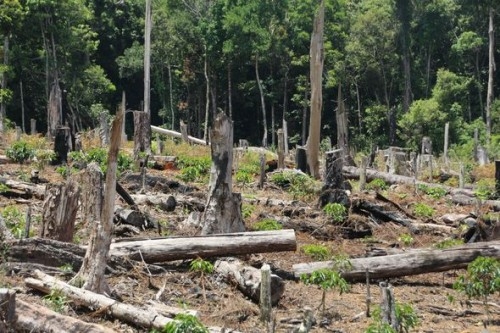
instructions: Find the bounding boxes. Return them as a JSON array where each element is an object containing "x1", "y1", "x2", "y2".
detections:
[
  {"x1": 15, "y1": 298, "x2": 116, "y2": 333},
  {"x1": 76, "y1": 163, "x2": 103, "y2": 228},
  {"x1": 202, "y1": 112, "x2": 245, "y2": 234},
  {"x1": 215, "y1": 258, "x2": 284, "y2": 306},
  {"x1": 109, "y1": 229, "x2": 297, "y2": 263},
  {"x1": 0, "y1": 177, "x2": 45, "y2": 199},
  {"x1": 114, "y1": 207, "x2": 151, "y2": 229},
  {"x1": 293, "y1": 240, "x2": 500, "y2": 281},
  {"x1": 132, "y1": 193, "x2": 204, "y2": 212},
  {"x1": 25, "y1": 270, "x2": 238, "y2": 333},
  {"x1": 40, "y1": 178, "x2": 80, "y2": 242},
  {"x1": 352, "y1": 199, "x2": 418, "y2": 233},
  {"x1": 151, "y1": 125, "x2": 206, "y2": 145}
]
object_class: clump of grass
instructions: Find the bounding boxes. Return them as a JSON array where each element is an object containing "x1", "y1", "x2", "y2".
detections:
[
  {"x1": 413, "y1": 202, "x2": 434, "y2": 218},
  {"x1": 301, "y1": 244, "x2": 331, "y2": 261},
  {"x1": 252, "y1": 218, "x2": 282, "y2": 231},
  {"x1": 323, "y1": 203, "x2": 347, "y2": 223},
  {"x1": 365, "y1": 178, "x2": 388, "y2": 191}
]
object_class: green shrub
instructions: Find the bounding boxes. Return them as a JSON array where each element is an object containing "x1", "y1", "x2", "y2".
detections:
[
  {"x1": 323, "y1": 203, "x2": 347, "y2": 223},
  {"x1": 433, "y1": 239, "x2": 464, "y2": 249},
  {"x1": 252, "y1": 218, "x2": 282, "y2": 231},
  {"x1": 474, "y1": 179, "x2": 495, "y2": 200},
  {"x1": 177, "y1": 156, "x2": 211, "y2": 183},
  {"x1": 413, "y1": 203, "x2": 434, "y2": 218},
  {"x1": 163, "y1": 313, "x2": 208, "y2": 333},
  {"x1": 417, "y1": 184, "x2": 447, "y2": 199},
  {"x1": 398, "y1": 233, "x2": 414, "y2": 246},
  {"x1": 6, "y1": 140, "x2": 35, "y2": 164},
  {"x1": 43, "y1": 288, "x2": 69, "y2": 313},
  {"x1": 365, "y1": 303, "x2": 419, "y2": 333},
  {"x1": 241, "y1": 204, "x2": 255, "y2": 219},
  {"x1": 34, "y1": 150, "x2": 56, "y2": 170},
  {"x1": 301, "y1": 268, "x2": 349, "y2": 314},
  {"x1": 366, "y1": 178, "x2": 388, "y2": 191},
  {"x1": 301, "y1": 244, "x2": 331, "y2": 261},
  {"x1": 235, "y1": 169, "x2": 253, "y2": 187},
  {"x1": 1, "y1": 205, "x2": 27, "y2": 239}
]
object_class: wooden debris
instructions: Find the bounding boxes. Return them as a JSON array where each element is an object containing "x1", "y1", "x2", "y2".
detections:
[
  {"x1": 0, "y1": 177, "x2": 45, "y2": 199},
  {"x1": 109, "y1": 229, "x2": 297, "y2": 263},
  {"x1": 0, "y1": 288, "x2": 16, "y2": 331},
  {"x1": 151, "y1": 125, "x2": 206, "y2": 145},
  {"x1": 15, "y1": 298, "x2": 116, "y2": 333},
  {"x1": 215, "y1": 258, "x2": 284, "y2": 306},
  {"x1": 293, "y1": 240, "x2": 500, "y2": 281}
]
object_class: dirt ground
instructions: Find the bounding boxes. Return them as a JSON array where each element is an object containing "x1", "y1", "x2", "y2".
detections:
[{"x1": 1, "y1": 152, "x2": 499, "y2": 333}]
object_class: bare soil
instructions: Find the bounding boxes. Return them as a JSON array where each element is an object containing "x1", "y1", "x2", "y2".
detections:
[{"x1": 1, "y1": 156, "x2": 499, "y2": 333}]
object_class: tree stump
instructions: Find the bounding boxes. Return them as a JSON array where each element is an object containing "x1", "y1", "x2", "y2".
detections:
[
  {"x1": 295, "y1": 145, "x2": 308, "y2": 173},
  {"x1": 201, "y1": 112, "x2": 245, "y2": 235},
  {"x1": 53, "y1": 126, "x2": 72, "y2": 164},
  {"x1": 0, "y1": 288, "x2": 17, "y2": 332},
  {"x1": 75, "y1": 163, "x2": 103, "y2": 230},
  {"x1": 133, "y1": 110, "x2": 151, "y2": 160},
  {"x1": 99, "y1": 112, "x2": 109, "y2": 146},
  {"x1": 323, "y1": 149, "x2": 345, "y2": 190},
  {"x1": 40, "y1": 178, "x2": 80, "y2": 242}
]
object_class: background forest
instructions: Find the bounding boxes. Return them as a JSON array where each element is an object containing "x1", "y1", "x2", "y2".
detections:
[{"x1": 0, "y1": 0, "x2": 499, "y2": 159}]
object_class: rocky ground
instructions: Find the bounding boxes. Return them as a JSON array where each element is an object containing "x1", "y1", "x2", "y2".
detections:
[{"x1": 0, "y1": 139, "x2": 499, "y2": 333}]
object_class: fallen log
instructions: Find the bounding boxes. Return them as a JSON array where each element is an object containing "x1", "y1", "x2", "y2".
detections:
[
  {"x1": 151, "y1": 125, "x2": 207, "y2": 145},
  {"x1": 293, "y1": 240, "x2": 500, "y2": 281},
  {"x1": 15, "y1": 298, "x2": 117, "y2": 333},
  {"x1": 109, "y1": 229, "x2": 297, "y2": 263},
  {"x1": 0, "y1": 177, "x2": 45, "y2": 199},
  {"x1": 214, "y1": 258, "x2": 284, "y2": 306},
  {"x1": 25, "y1": 270, "x2": 239, "y2": 333}
]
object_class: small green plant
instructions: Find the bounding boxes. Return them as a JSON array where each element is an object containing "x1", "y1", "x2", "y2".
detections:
[
  {"x1": 300, "y1": 268, "x2": 349, "y2": 315},
  {"x1": 301, "y1": 244, "x2": 331, "y2": 261},
  {"x1": 235, "y1": 169, "x2": 253, "y2": 187},
  {"x1": 43, "y1": 288, "x2": 69, "y2": 313},
  {"x1": 1, "y1": 205, "x2": 26, "y2": 239},
  {"x1": 474, "y1": 179, "x2": 495, "y2": 200},
  {"x1": 453, "y1": 256, "x2": 500, "y2": 327},
  {"x1": 365, "y1": 303, "x2": 419, "y2": 333},
  {"x1": 6, "y1": 140, "x2": 35, "y2": 164},
  {"x1": 0, "y1": 183, "x2": 9, "y2": 193},
  {"x1": 398, "y1": 233, "x2": 414, "y2": 246},
  {"x1": 269, "y1": 170, "x2": 320, "y2": 200},
  {"x1": 59, "y1": 263, "x2": 74, "y2": 274},
  {"x1": 417, "y1": 184, "x2": 447, "y2": 199},
  {"x1": 177, "y1": 156, "x2": 211, "y2": 183},
  {"x1": 252, "y1": 218, "x2": 282, "y2": 231},
  {"x1": 366, "y1": 178, "x2": 388, "y2": 191},
  {"x1": 323, "y1": 203, "x2": 348, "y2": 223},
  {"x1": 190, "y1": 258, "x2": 214, "y2": 301},
  {"x1": 34, "y1": 149, "x2": 56, "y2": 170},
  {"x1": 56, "y1": 165, "x2": 72, "y2": 178},
  {"x1": 413, "y1": 203, "x2": 434, "y2": 218},
  {"x1": 433, "y1": 238, "x2": 464, "y2": 249},
  {"x1": 163, "y1": 313, "x2": 209, "y2": 333},
  {"x1": 241, "y1": 203, "x2": 255, "y2": 219}
]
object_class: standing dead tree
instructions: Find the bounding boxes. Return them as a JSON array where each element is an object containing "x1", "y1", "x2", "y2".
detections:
[
  {"x1": 70, "y1": 110, "x2": 123, "y2": 293},
  {"x1": 201, "y1": 112, "x2": 245, "y2": 234}
]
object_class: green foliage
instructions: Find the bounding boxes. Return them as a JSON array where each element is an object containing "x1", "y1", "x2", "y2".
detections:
[
  {"x1": 235, "y1": 169, "x2": 253, "y2": 187},
  {"x1": 0, "y1": 183, "x2": 9, "y2": 193},
  {"x1": 398, "y1": 233, "x2": 414, "y2": 246},
  {"x1": 190, "y1": 258, "x2": 214, "y2": 275},
  {"x1": 433, "y1": 239, "x2": 464, "y2": 249},
  {"x1": 6, "y1": 140, "x2": 35, "y2": 164},
  {"x1": 163, "y1": 313, "x2": 209, "y2": 333},
  {"x1": 241, "y1": 204, "x2": 255, "y2": 219},
  {"x1": 1, "y1": 205, "x2": 26, "y2": 239},
  {"x1": 417, "y1": 184, "x2": 447, "y2": 199},
  {"x1": 177, "y1": 156, "x2": 211, "y2": 183},
  {"x1": 301, "y1": 268, "x2": 349, "y2": 314},
  {"x1": 43, "y1": 288, "x2": 69, "y2": 313},
  {"x1": 323, "y1": 203, "x2": 347, "y2": 223},
  {"x1": 413, "y1": 203, "x2": 434, "y2": 218},
  {"x1": 365, "y1": 303, "x2": 419, "y2": 333},
  {"x1": 269, "y1": 171, "x2": 319, "y2": 200},
  {"x1": 252, "y1": 218, "x2": 282, "y2": 231},
  {"x1": 68, "y1": 149, "x2": 133, "y2": 174},
  {"x1": 453, "y1": 256, "x2": 500, "y2": 302},
  {"x1": 366, "y1": 178, "x2": 388, "y2": 191},
  {"x1": 34, "y1": 149, "x2": 56, "y2": 170},
  {"x1": 59, "y1": 263, "x2": 73, "y2": 274},
  {"x1": 301, "y1": 244, "x2": 331, "y2": 261},
  {"x1": 474, "y1": 179, "x2": 495, "y2": 201}
]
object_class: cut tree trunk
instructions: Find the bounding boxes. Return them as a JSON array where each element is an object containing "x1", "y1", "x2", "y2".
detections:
[
  {"x1": 215, "y1": 258, "x2": 284, "y2": 306},
  {"x1": 202, "y1": 111, "x2": 245, "y2": 234},
  {"x1": 15, "y1": 299, "x2": 116, "y2": 333},
  {"x1": 40, "y1": 178, "x2": 80, "y2": 242},
  {"x1": 75, "y1": 163, "x2": 103, "y2": 229},
  {"x1": 293, "y1": 240, "x2": 500, "y2": 281},
  {"x1": 71, "y1": 110, "x2": 123, "y2": 293},
  {"x1": 0, "y1": 178, "x2": 45, "y2": 199},
  {"x1": 133, "y1": 111, "x2": 151, "y2": 160},
  {"x1": 0, "y1": 288, "x2": 16, "y2": 332},
  {"x1": 109, "y1": 229, "x2": 297, "y2": 263}
]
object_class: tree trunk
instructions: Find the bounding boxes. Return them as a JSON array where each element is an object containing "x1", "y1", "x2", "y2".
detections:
[
  {"x1": 133, "y1": 111, "x2": 152, "y2": 160},
  {"x1": 75, "y1": 163, "x2": 103, "y2": 231},
  {"x1": 306, "y1": 0, "x2": 324, "y2": 179},
  {"x1": 15, "y1": 299, "x2": 116, "y2": 333},
  {"x1": 109, "y1": 229, "x2": 297, "y2": 263},
  {"x1": 0, "y1": 36, "x2": 9, "y2": 133},
  {"x1": 40, "y1": 178, "x2": 80, "y2": 242},
  {"x1": 151, "y1": 125, "x2": 206, "y2": 145},
  {"x1": 336, "y1": 83, "x2": 348, "y2": 156},
  {"x1": 144, "y1": 0, "x2": 151, "y2": 118},
  {"x1": 485, "y1": 6, "x2": 495, "y2": 142},
  {"x1": 201, "y1": 112, "x2": 245, "y2": 234},
  {"x1": 228, "y1": 61, "x2": 233, "y2": 119},
  {"x1": 203, "y1": 45, "x2": 210, "y2": 142},
  {"x1": 71, "y1": 110, "x2": 123, "y2": 293},
  {"x1": 168, "y1": 63, "x2": 175, "y2": 130},
  {"x1": 293, "y1": 240, "x2": 500, "y2": 281},
  {"x1": 255, "y1": 55, "x2": 267, "y2": 147},
  {"x1": 397, "y1": 0, "x2": 412, "y2": 114}
]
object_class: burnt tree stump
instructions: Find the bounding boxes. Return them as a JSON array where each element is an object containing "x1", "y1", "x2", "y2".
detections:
[
  {"x1": 201, "y1": 112, "x2": 245, "y2": 235},
  {"x1": 41, "y1": 178, "x2": 80, "y2": 242},
  {"x1": 133, "y1": 111, "x2": 152, "y2": 161}
]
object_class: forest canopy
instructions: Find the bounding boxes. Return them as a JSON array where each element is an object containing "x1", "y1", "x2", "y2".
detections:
[{"x1": 0, "y1": 0, "x2": 498, "y2": 157}]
